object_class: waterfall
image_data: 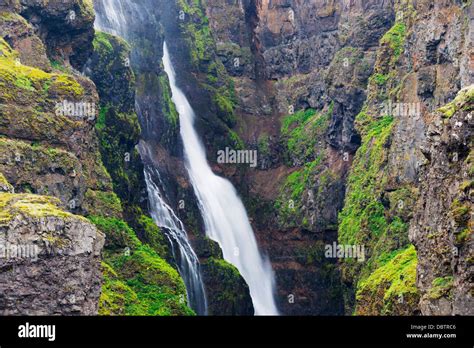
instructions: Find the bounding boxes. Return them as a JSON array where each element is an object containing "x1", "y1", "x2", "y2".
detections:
[
  {"x1": 141, "y1": 159, "x2": 208, "y2": 315},
  {"x1": 94, "y1": 0, "x2": 208, "y2": 315},
  {"x1": 93, "y1": 0, "x2": 129, "y2": 38},
  {"x1": 163, "y1": 43, "x2": 279, "y2": 315}
]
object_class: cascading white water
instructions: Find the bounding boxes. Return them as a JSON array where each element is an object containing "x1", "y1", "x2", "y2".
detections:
[
  {"x1": 142, "y1": 162, "x2": 208, "y2": 315},
  {"x1": 94, "y1": 0, "x2": 129, "y2": 38},
  {"x1": 163, "y1": 42, "x2": 279, "y2": 315},
  {"x1": 94, "y1": 0, "x2": 208, "y2": 315}
]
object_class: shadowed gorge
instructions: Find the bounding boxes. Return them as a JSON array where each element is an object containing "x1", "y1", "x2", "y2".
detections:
[{"x1": 0, "y1": 0, "x2": 472, "y2": 320}]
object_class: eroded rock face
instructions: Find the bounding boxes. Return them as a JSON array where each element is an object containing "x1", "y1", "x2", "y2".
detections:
[
  {"x1": 19, "y1": 0, "x2": 95, "y2": 69},
  {"x1": 0, "y1": 1, "x2": 112, "y2": 315},
  {"x1": 181, "y1": 0, "x2": 473, "y2": 316},
  {"x1": 409, "y1": 86, "x2": 473, "y2": 315},
  {"x1": 0, "y1": 194, "x2": 104, "y2": 315},
  {"x1": 201, "y1": 0, "x2": 394, "y2": 315},
  {"x1": 0, "y1": 4, "x2": 114, "y2": 217},
  {"x1": 338, "y1": 0, "x2": 473, "y2": 315}
]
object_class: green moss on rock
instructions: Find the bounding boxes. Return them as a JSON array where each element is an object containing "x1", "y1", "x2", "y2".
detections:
[
  {"x1": 0, "y1": 45, "x2": 84, "y2": 97},
  {"x1": 438, "y1": 85, "x2": 474, "y2": 118},
  {"x1": 380, "y1": 22, "x2": 407, "y2": 63},
  {"x1": 110, "y1": 244, "x2": 195, "y2": 316},
  {"x1": 99, "y1": 261, "x2": 140, "y2": 316},
  {"x1": 0, "y1": 172, "x2": 13, "y2": 193},
  {"x1": 83, "y1": 189, "x2": 123, "y2": 218},
  {"x1": 356, "y1": 245, "x2": 419, "y2": 315},
  {"x1": 428, "y1": 276, "x2": 454, "y2": 300},
  {"x1": 0, "y1": 193, "x2": 81, "y2": 225},
  {"x1": 92, "y1": 216, "x2": 194, "y2": 316},
  {"x1": 339, "y1": 115, "x2": 394, "y2": 244}
]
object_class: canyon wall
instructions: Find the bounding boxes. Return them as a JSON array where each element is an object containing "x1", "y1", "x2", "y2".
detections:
[
  {"x1": 0, "y1": 0, "x2": 193, "y2": 315},
  {"x1": 171, "y1": 0, "x2": 473, "y2": 315},
  {"x1": 0, "y1": 0, "x2": 471, "y2": 316}
]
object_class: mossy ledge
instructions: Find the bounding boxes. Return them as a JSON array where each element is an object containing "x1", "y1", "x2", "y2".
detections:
[
  {"x1": 90, "y1": 216, "x2": 194, "y2": 316},
  {"x1": 0, "y1": 193, "x2": 85, "y2": 226},
  {"x1": 355, "y1": 245, "x2": 419, "y2": 315}
]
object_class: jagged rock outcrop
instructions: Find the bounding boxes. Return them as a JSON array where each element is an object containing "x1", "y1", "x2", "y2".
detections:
[
  {"x1": 0, "y1": 192, "x2": 104, "y2": 315},
  {"x1": 1, "y1": 0, "x2": 194, "y2": 316},
  {"x1": 409, "y1": 86, "x2": 473, "y2": 315},
  {"x1": 200, "y1": 0, "x2": 395, "y2": 315},
  {"x1": 0, "y1": 1, "x2": 111, "y2": 315},
  {"x1": 339, "y1": 0, "x2": 473, "y2": 315}
]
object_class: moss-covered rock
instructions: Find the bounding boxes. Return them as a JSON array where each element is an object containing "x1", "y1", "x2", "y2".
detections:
[
  {"x1": 0, "y1": 171, "x2": 13, "y2": 193},
  {"x1": 336, "y1": 3, "x2": 423, "y2": 314},
  {"x1": 409, "y1": 85, "x2": 473, "y2": 315},
  {"x1": 201, "y1": 257, "x2": 254, "y2": 315},
  {"x1": 274, "y1": 105, "x2": 339, "y2": 232},
  {"x1": 0, "y1": 192, "x2": 104, "y2": 315},
  {"x1": 88, "y1": 216, "x2": 141, "y2": 252},
  {"x1": 0, "y1": 11, "x2": 51, "y2": 71},
  {"x1": 0, "y1": 39, "x2": 109, "y2": 202},
  {"x1": 438, "y1": 85, "x2": 474, "y2": 118},
  {"x1": 0, "y1": 137, "x2": 85, "y2": 207},
  {"x1": 0, "y1": 192, "x2": 76, "y2": 224},
  {"x1": 89, "y1": 216, "x2": 194, "y2": 316},
  {"x1": 18, "y1": 0, "x2": 95, "y2": 70},
  {"x1": 165, "y1": 0, "x2": 239, "y2": 153},
  {"x1": 82, "y1": 189, "x2": 123, "y2": 219},
  {"x1": 356, "y1": 245, "x2": 419, "y2": 315}
]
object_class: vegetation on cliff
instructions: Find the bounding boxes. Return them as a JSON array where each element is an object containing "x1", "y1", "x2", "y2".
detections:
[
  {"x1": 174, "y1": 0, "x2": 240, "y2": 149},
  {"x1": 2, "y1": 0, "x2": 472, "y2": 318},
  {"x1": 86, "y1": 31, "x2": 193, "y2": 315},
  {"x1": 90, "y1": 216, "x2": 193, "y2": 316},
  {"x1": 355, "y1": 245, "x2": 419, "y2": 315},
  {"x1": 0, "y1": 3, "x2": 193, "y2": 315}
]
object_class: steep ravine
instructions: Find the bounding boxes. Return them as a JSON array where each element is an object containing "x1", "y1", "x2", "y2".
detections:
[
  {"x1": 92, "y1": 0, "x2": 254, "y2": 315},
  {"x1": 0, "y1": 0, "x2": 472, "y2": 317},
  {"x1": 0, "y1": 0, "x2": 193, "y2": 315},
  {"x1": 162, "y1": 0, "x2": 473, "y2": 315}
]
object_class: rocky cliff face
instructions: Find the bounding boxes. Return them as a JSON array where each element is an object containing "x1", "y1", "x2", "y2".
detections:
[
  {"x1": 0, "y1": 0, "x2": 107, "y2": 315},
  {"x1": 1, "y1": 0, "x2": 472, "y2": 317},
  {"x1": 410, "y1": 86, "x2": 473, "y2": 315},
  {"x1": 0, "y1": 0, "x2": 194, "y2": 315},
  {"x1": 93, "y1": 0, "x2": 254, "y2": 315},
  {"x1": 168, "y1": 0, "x2": 473, "y2": 315}
]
